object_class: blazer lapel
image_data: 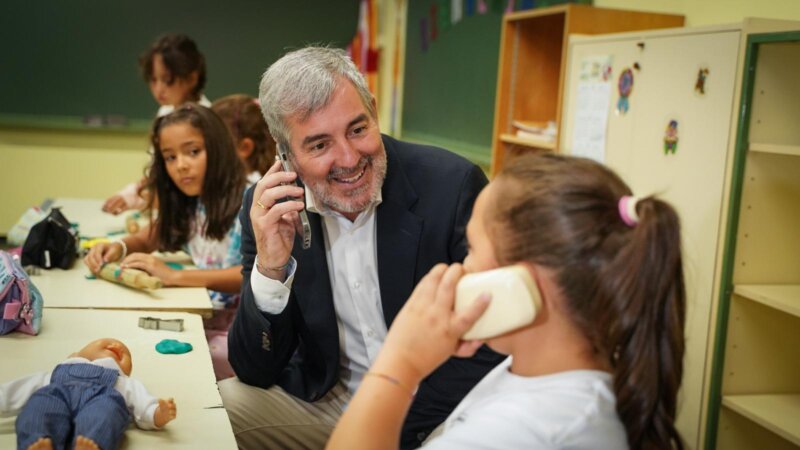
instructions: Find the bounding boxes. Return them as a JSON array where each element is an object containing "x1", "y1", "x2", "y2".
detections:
[
  {"x1": 377, "y1": 143, "x2": 422, "y2": 326},
  {"x1": 291, "y1": 213, "x2": 338, "y2": 344}
]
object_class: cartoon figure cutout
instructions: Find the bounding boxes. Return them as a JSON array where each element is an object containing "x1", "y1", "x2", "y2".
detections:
[
  {"x1": 664, "y1": 120, "x2": 679, "y2": 155},
  {"x1": 695, "y1": 68, "x2": 710, "y2": 95},
  {"x1": 617, "y1": 68, "x2": 634, "y2": 114}
]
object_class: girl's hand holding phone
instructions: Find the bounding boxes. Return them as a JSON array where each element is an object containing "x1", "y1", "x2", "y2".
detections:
[{"x1": 371, "y1": 264, "x2": 492, "y2": 384}]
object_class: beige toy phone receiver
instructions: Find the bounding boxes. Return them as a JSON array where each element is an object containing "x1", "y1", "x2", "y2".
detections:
[{"x1": 455, "y1": 265, "x2": 541, "y2": 340}]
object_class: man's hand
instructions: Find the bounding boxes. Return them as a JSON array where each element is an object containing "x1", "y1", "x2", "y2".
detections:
[{"x1": 250, "y1": 160, "x2": 306, "y2": 280}]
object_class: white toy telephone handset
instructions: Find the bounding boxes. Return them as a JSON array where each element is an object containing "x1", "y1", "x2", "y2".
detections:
[{"x1": 455, "y1": 265, "x2": 541, "y2": 340}]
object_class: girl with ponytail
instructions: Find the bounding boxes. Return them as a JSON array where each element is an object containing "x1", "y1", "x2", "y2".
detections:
[{"x1": 328, "y1": 153, "x2": 686, "y2": 450}]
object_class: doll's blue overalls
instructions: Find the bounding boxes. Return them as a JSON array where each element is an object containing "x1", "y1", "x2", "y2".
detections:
[{"x1": 16, "y1": 363, "x2": 131, "y2": 450}]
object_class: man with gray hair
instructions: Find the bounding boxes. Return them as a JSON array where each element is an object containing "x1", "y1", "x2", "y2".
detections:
[{"x1": 220, "y1": 46, "x2": 501, "y2": 449}]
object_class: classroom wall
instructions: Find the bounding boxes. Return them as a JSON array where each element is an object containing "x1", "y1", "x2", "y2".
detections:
[
  {"x1": 0, "y1": 0, "x2": 360, "y2": 236},
  {"x1": 596, "y1": 0, "x2": 800, "y2": 26},
  {"x1": 5, "y1": 0, "x2": 800, "y2": 236},
  {"x1": 397, "y1": 0, "x2": 800, "y2": 168},
  {"x1": 0, "y1": 128, "x2": 150, "y2": 234}
]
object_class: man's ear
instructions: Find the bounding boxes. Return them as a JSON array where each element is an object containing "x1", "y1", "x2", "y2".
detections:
[{"x1": 370, "y1": 96, "x2": 380, "y2": 126}]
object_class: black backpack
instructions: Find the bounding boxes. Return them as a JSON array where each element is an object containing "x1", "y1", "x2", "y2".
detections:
[{"x1": 21, "y1": 207, "x2": 78, "y2": 269}]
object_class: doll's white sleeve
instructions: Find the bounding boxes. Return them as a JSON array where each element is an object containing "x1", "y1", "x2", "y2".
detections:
[
  {"x1": 0, "y1": 371, "x2": 51, "y2": 417},
  {"x1": 117, "y1": 375, "x2": 160, "y2": 429}
]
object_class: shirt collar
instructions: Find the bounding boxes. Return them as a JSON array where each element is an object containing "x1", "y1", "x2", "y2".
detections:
[{"x1": 63, "y1": 356, "x2": 123, "y2": 373}]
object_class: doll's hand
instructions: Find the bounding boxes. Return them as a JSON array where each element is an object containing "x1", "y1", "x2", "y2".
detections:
[
  {"x1": 84, "y1": 242, "x2": 124, "y2": 274},
  {"x1": 154, "y1": 398, "x2": 177, "y2": 427},
  {"x1": 121, "y1": 253, "x2": 174, "y2": 285}
]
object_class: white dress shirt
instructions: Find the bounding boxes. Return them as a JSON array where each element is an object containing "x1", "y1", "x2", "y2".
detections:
[
  {"x1": 250, "y1": 188, "x2": 386, "y2": 395},
  {"x1": 0, "y1": 357, "x2": 161, "y2": 429}
]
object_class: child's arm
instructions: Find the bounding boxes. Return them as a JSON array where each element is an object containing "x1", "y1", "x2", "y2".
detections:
[
  {"x1": 84, "y1": 225, "x2": 159, "y2": 274},
  {"x1": 326, "y1": 265, "x2": 489, "y2": 450},
  {"x1": 102, "y1": 178, "x2": 148, "y2": 215},
  {"x1": 0, "y1": 371, "x2": 51, "y2": 417},
  {"x1": 167, "y1": 265, "x2": 242, "y2": 292},
  {"x1": 116, "y1": 257, "x2": 243, "y2": 292}
]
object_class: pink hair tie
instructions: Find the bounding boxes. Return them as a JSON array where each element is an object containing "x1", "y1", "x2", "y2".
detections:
[{"x1": 618, "y1": 196, "x2": 640, "y2": 227}]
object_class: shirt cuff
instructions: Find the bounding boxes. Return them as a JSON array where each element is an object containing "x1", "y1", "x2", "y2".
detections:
[
  {"x1": 250, "y1": 257, "x2": 296, "y2": 314},
  {"x1": 139, "y1": 401, "x2": 159, "y2": 430}
]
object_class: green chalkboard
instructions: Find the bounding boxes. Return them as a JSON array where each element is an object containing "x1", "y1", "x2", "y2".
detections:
[
  {"x1": 402, "y1": 1, "x2": 503, "y2": 165},
  {"x1": 0, "y1": 0, "x2": 358, "y2": 130}
]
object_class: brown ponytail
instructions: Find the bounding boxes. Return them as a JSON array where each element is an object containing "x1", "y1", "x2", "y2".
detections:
[{"x1": 491, "y1": 153, "x2": 686, "y2": 449}]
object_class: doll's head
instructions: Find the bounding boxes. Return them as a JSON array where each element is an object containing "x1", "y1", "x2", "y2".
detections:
[{"x1": 72, "y1": 338, "x2": 133, "y2": 376}]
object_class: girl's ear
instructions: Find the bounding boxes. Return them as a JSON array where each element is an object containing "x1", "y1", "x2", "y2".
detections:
[
  {"x1": 522, "y1": 262, "x2": 554, "y2": 316},
  {"x1": 187, "y1": 70, "x2": 199, "y2": 91},
  {"x1": 237, "y1": 138, "x2": 255, "y2": 162}
]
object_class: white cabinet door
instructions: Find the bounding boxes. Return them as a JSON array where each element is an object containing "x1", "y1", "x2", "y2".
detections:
[
  {"x1": 562, "y1": 28, "x2": 741, "y2": 449},
  {"x1": 627, "y1": 30, "x2": 740, "y2": 449}
]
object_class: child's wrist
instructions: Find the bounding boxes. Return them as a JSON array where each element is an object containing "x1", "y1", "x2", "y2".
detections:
[{"x1": 371, "y1": 353, "x2": 425, "y2": 392}]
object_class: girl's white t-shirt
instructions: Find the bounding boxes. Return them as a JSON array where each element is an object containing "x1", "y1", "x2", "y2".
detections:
[{"x1": 423, "y1": 357, "x2": 628, "y2": 450}]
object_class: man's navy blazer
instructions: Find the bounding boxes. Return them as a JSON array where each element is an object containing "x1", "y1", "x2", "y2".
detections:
[{"x1": 229, "y1": 134, "x2": 502, "y2": 447}]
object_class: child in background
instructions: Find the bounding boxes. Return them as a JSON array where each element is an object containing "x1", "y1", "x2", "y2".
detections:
[
  {"x1": 211, "y1": 94, "x2": 276, "y2": 184},
  {"x1": 86, "y1": 104, "x2": 246, "y2": 380},
  {"x1": 103, "y1": 34, "x2": 211, "y2": 215},
  {"x1": 328, "y1": 153, "x2": 686, "y2": 449}
]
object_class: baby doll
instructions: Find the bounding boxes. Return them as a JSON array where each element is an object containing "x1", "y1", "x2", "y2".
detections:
[{"x1": 0, "y1": 338, "x2": 177, "y2": 450}]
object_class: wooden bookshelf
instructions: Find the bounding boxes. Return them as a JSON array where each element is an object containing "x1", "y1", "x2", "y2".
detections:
[
  {"x1": 490, "y1": 4, "x2": 684, "y2": 176},
  {"x1": 723, "y1": 395, "x2": 800, "y2": 447},
  {"x1": 499, "y1": 133, "x2": 556, "y2": 150},
  {"x1": 734, "y1": 285, "x2": 800, "y2": 318},
  {"x1": 749, "y1": 142, "x2": 800, "y2": 157},
  {"x1": 709, "y1": 31, "x2": 800, "y2": 450}
]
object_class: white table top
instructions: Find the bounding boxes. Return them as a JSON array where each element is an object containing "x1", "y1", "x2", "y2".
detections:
[
  {"x1": 51, "y1": 197, "x2": 128, "y2": 238},
  {"x1": 0, "y1": 309, "x2": 236, "y2": 449},
  {"x1": 34, "y1": 264, "x2": 212, "y2": 317}
]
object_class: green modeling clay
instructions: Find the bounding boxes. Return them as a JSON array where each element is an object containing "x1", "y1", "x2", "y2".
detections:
[{"x1": 155, "y1": 339, "x2": 193, "y2": 355}]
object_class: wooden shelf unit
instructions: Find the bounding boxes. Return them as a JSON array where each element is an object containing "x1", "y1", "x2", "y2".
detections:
[
  {"x1": 734, "y1": 285, "x2": 800, "y2": 318},
  {"x1": 722, "y1": 395, "x2": 800, "y2": 447},
  {"x1": 489, "y1": 4, "x2": 684, "y2": 176},
  {"x1": 749, "y1": 142, "x2": 800, "y2": 157},
  {"x1": 499, "y1": 133, "x2": 556, "y2": 150},
  {"x1": 708, "y1": 32, "x2": 800, "y2": 450}
]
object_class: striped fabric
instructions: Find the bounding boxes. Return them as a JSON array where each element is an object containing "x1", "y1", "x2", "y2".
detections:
[{"x1": 16, "y1": 363, "x2": 130, "y2": 450}]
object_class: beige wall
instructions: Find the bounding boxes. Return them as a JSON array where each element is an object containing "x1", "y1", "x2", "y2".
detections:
[
  {"x1": 0, "y1": 128, "x2": 150, "y2": 234},
  {"x1": 596, "y1": 0, "x2": 800, "y2": 25}
]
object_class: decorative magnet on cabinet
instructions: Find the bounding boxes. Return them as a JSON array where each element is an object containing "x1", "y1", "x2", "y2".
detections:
[
  {"x1": 664, "y1": 120, "x2": 679, "y2": 155},
  {"x1": 695, "y1": 67, "x2": 710, "y2": 95},
  {"x1": 616, "y1": 68, "x2": 634, "y2": 115}
]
